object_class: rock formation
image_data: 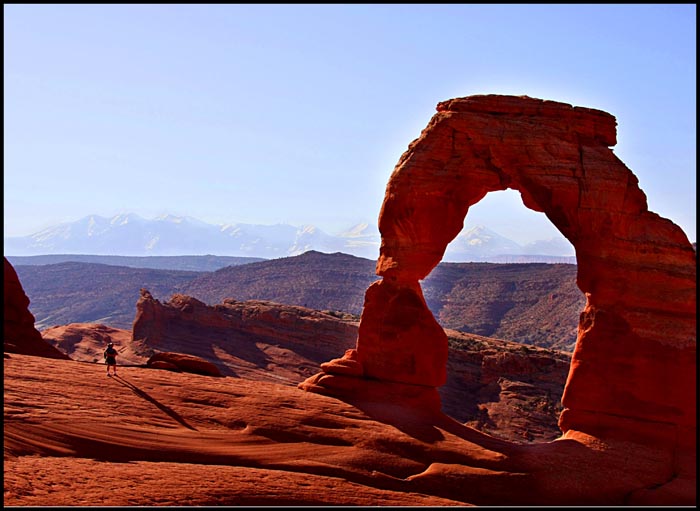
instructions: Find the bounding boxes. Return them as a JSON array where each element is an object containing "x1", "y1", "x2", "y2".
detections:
[
  {"x1": 127, "y1": 289, "x2": 570, "y2": 441},
  {"x1": 301, "y1": 95, "x2": 696, "y2": 468},
  {"x1": 3, "y1": 257, "x2": 68, "y2": 359},
  {"x1": 42, "y1": 323, "x2": 144, "y2": 365},
  {"x1": 131, "y1": 288, "x2": 361, "y2": 383},
  {"x1": 147, "y1": 352, "x2": 222, "y2": 377}
]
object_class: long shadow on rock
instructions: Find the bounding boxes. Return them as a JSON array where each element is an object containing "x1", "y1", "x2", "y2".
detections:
[
  {"x1": 112, "y1": 375, "x2": 198, "y2": 431},
  {"x1": 342, "y1": 398, "x2": 447, "y2": 444},
  {"x1": 346, "y1": 396, "x2": 524, "y2": 464}
]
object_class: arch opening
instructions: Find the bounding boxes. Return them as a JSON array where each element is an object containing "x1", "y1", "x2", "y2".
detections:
[
  {"x1": 426, "y1": 189, "x2": 581, "y2": 351},
  {"x1": 441, "y1": 188, "x2": 575, "y2": 263},
  {"x1": 416, "y1": 189, "x2": 583, "y2": 441}
]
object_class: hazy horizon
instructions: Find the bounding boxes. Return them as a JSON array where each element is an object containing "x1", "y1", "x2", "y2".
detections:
[
  {"x1": 4, "y1": 4, "x2": 696, "y2": 245},
  {"x1": 4, "y1": 187, "x2": 596, "y2": 246},
  {"x1": 2, "y1": 204, "x2": 583, "y2": 247}
]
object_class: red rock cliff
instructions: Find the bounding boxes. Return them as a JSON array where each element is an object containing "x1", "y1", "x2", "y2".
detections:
[{"x1": 3, "y1": 257, "x2": 69, "y2": 360}]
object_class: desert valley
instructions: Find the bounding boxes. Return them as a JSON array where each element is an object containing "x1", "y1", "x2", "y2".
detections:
[{"x1": 4, "y1": 95, "x2": 696, "y2": 506}]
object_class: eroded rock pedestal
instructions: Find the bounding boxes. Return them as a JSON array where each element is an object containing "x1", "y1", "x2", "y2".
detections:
[{"x1": 300, "y1": 95, "x2": 696, "y2": 473}]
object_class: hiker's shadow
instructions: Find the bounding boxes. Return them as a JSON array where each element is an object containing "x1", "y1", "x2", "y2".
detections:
[{"x1": 112, "y1": 375, "x2": 197, "y2": 431}]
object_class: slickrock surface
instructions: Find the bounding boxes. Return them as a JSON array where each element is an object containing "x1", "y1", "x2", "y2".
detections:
[
  {"x1": 43, "y1": 292, "x2": 571, "y2": 442},
  {"x1": 303, "y1": 95, "x2": 696, "y2": 469},
  {"x1": 5, "y1": 353, "x2": 692, "y2": 506}
]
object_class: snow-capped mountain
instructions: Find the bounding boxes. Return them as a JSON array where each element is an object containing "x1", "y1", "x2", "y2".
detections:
[
  {"x1": 3, "y1": 214, "x2": 574, "y2": 261},
  {"x1": 335, "y1": 223, "x2": 382, "y2": 258},
  {"x1": 3, "y1": 214, "x2": 375, "y2": 259},
  {"x1": 219, "y1": 222, "x2": 354, "y2": 257},
  {"x1": 521, "y1": 237, "x2": 575, "y2": 257},
  {"x1": 442, "y1": 226, "x2": 574, "y2": 262},
  {"x1": 443, "y1": 225, "x2": 523, "y2": 262},
  {"x1": 6, "y1": 214, "x2": 225, "y2": 256}
]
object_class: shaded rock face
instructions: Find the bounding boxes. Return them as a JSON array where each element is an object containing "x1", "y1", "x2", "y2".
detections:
[
  {"x1": 131, "y1": 288, "x2": 360, "y2": 384},
  {"x1": 3, "y1": 257, "x2": 68, "y2": 360},
  {"x1": 302, "y1": 95, "x2": 697, "y2": 451},
  {"x1": 147, "y1": 352, "x2": 222, "y2": 377}
]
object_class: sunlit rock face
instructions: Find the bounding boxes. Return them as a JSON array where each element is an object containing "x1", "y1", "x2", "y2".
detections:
[
  {"x1": 301, "y1": 94, "x2": 696, "y2": 452},
  {"x1": 3, "y1": 257, "x2": 69, "y2": 360}
]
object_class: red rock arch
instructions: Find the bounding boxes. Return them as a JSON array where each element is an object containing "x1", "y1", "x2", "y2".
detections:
[{"x1": 301, "y1": 95, "x2": 696, "y2": 450}]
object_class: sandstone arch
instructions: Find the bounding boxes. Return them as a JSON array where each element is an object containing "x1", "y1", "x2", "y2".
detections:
[{"x1": 301, "y1": 95, "x2": 696, "y2": 452}]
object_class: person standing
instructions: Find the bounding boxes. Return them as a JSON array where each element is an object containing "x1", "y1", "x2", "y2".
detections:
[{"x1": 104, "y1": 342, "x2": 118, "y2": 376}]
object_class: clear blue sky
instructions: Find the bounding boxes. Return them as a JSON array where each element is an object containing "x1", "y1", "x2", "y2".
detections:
[{"x1": 4, "y1": 4, "x2": 696, "y2": 244}]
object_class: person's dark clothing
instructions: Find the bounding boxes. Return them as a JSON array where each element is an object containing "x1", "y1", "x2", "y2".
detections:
[{"x1": 104, "y1": 347, "x2": 117, "y2": 366}]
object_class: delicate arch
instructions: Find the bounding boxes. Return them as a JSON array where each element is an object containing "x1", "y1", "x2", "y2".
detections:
[{"x1": 302, "y1": 95, "x2": 696, "y2": 450}]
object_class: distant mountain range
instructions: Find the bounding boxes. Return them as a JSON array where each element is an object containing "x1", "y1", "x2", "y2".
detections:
[
  {"x1": 5, "y1": 254, "x2": 264, "y2": 272},
  {"x1": 4, "y1": 213, "x2": 576, "y2": 262}
]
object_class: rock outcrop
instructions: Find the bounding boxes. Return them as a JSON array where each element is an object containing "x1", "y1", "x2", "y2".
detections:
[
  {"x1": 42, "y1": 323, "x2": 144, "y2": 365},
  {"x1": 147, "y1": 352, "x2": 222, "y2": 377},
  {"x1": 3, "y1": 257, "x2": 68, "y2": 360},
  {"x1": 301, "y1": 96, "x2": 696, "y2": 473},
  {"x1": 127, "y1": 289, "x2": 571, "y2": 441},
  {"x1": 132, "y1": 288, "x2": 360, "y2": 384}
]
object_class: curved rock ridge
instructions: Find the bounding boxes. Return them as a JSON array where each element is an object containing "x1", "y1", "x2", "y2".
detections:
[
  {"x1": 300, "y1": 95, "x2": 696, "y2": 459},
  {"x1": 147, "y1": 352, "x2": 222, "y2": 377},
  {"x1": 3, "y1": 257, "x2": 68, "y2": 360}
]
